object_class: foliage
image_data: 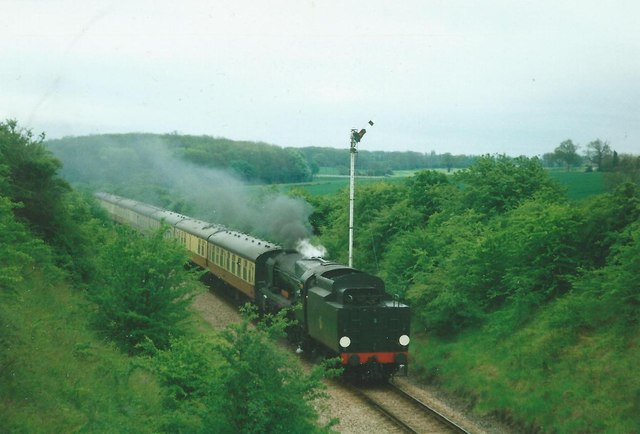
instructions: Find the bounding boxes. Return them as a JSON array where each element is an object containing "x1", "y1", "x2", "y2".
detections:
[
  {"x1": 603, "y1": 152, "x2": 640, "y2": 190},
  {"x1": 553, "y1": 139, "x2": 583, "y2": 170},
  {"x1": 47, "y1": 133, "x2": 481, "y2": 196},
  {"x1": 0, "y1": 119, "x2": 69, "y2": 240},
  {"x1": 405, "y1": 169, "x2": 450, "y2": 219},
  {"x1": 308, "y1": 151, "x2": 640, "y2": 432},
  {"x1": 412, "y1": 219, "x2": 640, "y2": 432},
  {"x1": 297, "y1": 146, "x2": 477, "y2": 173},
  {"x1": 146, "y1": 307, "x2": 337, "y2": 433},
  {"x1": 453, "y1": 154, "x2": 562, "y2": 215},
  {"x1": 316, "y1": 156, "x2": 639, "y2": 342},
  {"x1": 584, "y1": 139, "x2": 613, "y2": 171},
  {"x1": 144, "y1": 335, "x2": 229, "y2": 433},
  {"x1": 89, "y1": 226, "x2": 203, "y2": 354},
  {"x1": 0, "y1": 196, "x2": 53, "y2": 290},
  {"x1": 47, "y1": 133, "x2": 313, "y2": 186},
  {"x1": 413, "y1": 320, "x2": 640, "y2": 433},
  {"x1": 0, "y1": 119, "x2": 97, "y2": 282},
  {"x1": 574, "y1": 182, "x2": 640, "y2": 267},
  {"x1": 214, "y1": 306, "x2": 337, "y2": 433},
  {"x1": 405, "y1": 211, "x2": 488, "y2": 334},
  {"x1": 0, "y1": 269, "x2": 165, "y2": 433}
]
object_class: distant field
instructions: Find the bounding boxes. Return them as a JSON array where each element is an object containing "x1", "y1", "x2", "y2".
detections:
[
  {"x1": 281, "y1": 167, "x2": 605, "y2": 200},
  {"x1": 547, "y1": 170, "x2": 604, "y2": 200},
  {"x1": 281, "y1": 175, "x2": 407, "y2": 196}
]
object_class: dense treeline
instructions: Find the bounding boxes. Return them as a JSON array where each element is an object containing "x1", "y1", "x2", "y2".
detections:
[
  {"x1": 1, "y1": 121, "x2": 333, "y2": 433},
  {"x1": 297, "y1": 146, "x2": 476, "y2": 175},
  {"x1": 46, "y1": 133, "x2": 477, "y2": 185},
  {"x1": 46, "y1": 133, "x2": 313, "y2": 185},
  {"x1": 298, "y1": 154, "x2": 640, "y2": 432}
]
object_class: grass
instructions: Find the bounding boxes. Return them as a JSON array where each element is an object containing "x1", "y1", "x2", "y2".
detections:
[
  {"x1": 547, "y1": 169, "x2": 604, "y2": 200},
  {"x1": 411, "y1": 301, "x2": 640, "y2": 433},
  {"x1": 280, "y1": 169, "x2": 414, "y2": 196},
  {"x1": 0, "y1": 271, "x2": 166, "y2": 433}
]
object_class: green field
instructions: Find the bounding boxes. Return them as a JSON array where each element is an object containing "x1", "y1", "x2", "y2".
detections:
[
  {"x1": 283, "y1": 167, "x2": 605, "y2": 201},
  {"x1": 281, "y1": 175, "x2": 408, "y2": 196},
  {"x1": 547, "y1": 170, "x2": 604, "y2": 200}
]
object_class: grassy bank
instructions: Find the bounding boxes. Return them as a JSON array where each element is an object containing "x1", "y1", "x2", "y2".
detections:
[
  {"x1": 0, "y1": 272, "x2": 166, "y2": 433},
  {"x1": 412, "y1": 301, "x2": 640, "y2": 433}
]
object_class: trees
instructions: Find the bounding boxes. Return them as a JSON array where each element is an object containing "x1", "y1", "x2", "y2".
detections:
[
  {"x1": 453, "y1": 155, "x2": 562, "y2": 215},
  {"x1": 0, "y1": 120, "x2": 69, "y2": 241},
  {"x1": 314, "y1": 155, "x2": 640, "y2": 340},
  {"x1": 213, "y1": 308, "x2": 335, "y2": 433},
  {"x1": 585, "y1": 139, "x2": 612, "y2": 171},
  {"x1": 0, "y1": 119, "x2": 97, "y2": 281},
  {"x1": 89, "y1": 226, "x2": 202, "y2": 354},
  {"x1": 147, "y1": 308, "x2": 336, "y2": 433},
  {"x1": 554, "y1": 139, "x2": 582, "y2": 171}
]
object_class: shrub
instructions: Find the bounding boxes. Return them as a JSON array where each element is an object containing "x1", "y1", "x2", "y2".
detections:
[{"x1": 89, "y1": 227, "x2": 202, "y2": 354}]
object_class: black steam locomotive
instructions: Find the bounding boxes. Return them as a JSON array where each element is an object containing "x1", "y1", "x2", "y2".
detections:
[{"x1": 96, "y1": 192, "x2": 411, "y2": 378}]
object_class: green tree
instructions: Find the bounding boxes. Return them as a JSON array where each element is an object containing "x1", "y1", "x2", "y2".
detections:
[
  {"x1": 406, "y1": 170, "x2": 451, "y2": 221},
  {"x1": 573, "y1": 220, "x2": 640, "y2": 328},
  {"x1": 89, "y1": 227, "x2": 202, "y2": 354},
  {"x1": 585, "y1": 139, "x2": 612, "y2": 171},
  {"x1": 406, "y1": 210, "x2": 488, "y2": 335},
  {"x1": 576, "y1": 182, "x2": 640, "y2": 266},
  {"x1": 145, "y1": 335, "x2": 229, "y2": 432},
  {"x1": 0, "y1": 120, "x2": 96, "y2": 281},
  {"x1": 604, "y1": 153, "x2": 640, "y2": 190},
  {"x1": 147, "y1": 309, "x2": 337, "y2": 433},
  {"x1": 554, "y1": 139, "x2": 582, "y2": 171},
  {"x1": 216, "y1": 308, "x2": 335, "y2": 433},
  {"x1": 453, "y1": 155, "x2": 562, "y2": 216},
  {"x1": 380, "y1": 227, "x2": 431, "y2": 299},
  {"x1": 0, "y1": 119, "x2": 69, "y2": 242}
]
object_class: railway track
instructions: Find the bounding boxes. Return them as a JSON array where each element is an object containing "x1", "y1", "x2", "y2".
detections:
[{"x1": 345, "y1": 380, "x2": 471, "y2": 433}]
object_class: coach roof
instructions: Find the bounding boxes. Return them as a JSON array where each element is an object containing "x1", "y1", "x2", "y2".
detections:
[{"x1": 209, "y1": 230, "x2": 281, "y2": 261}]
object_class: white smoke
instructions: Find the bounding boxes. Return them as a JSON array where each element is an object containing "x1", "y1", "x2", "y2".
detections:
[
  {"x1": 296, "y1": 239, "x2": 327, "y2": 258},
  {"x1": 51, "y1": 135, "x2": 319, "y2": 247}
]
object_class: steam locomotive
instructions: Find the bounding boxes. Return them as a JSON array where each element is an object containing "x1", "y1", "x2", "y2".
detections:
[{"x1": 95, "y1": 192, "x2": 411, "y2": 378}]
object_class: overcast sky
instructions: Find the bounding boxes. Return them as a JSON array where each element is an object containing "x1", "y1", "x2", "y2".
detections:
[{"x1": 2, "y1": 0, "x2": 639, "y2": 156}]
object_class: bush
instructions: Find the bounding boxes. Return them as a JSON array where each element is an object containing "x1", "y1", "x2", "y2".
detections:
[
  {"x1": 89, "y1": 227, "x2": 202, "y2": 354},
  {"x1": 213, "y1": 307, "x2": 337, "y2": 433},
  {"x1": 146, "y1": 307, "x2": 338, "y2": 433}
]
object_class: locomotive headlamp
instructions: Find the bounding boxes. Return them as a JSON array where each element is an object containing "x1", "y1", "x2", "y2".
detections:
[
  {"x1": 399, "y1": 335, "x2": 410, "y2": 346},
  {"x1": 339, "y1": 336, "x2": 352, "y2": 348}
]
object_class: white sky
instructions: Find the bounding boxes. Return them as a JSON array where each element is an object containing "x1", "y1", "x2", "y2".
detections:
[{"x1": 2, "y1": 0, "x2": 639, "y2": 156}]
